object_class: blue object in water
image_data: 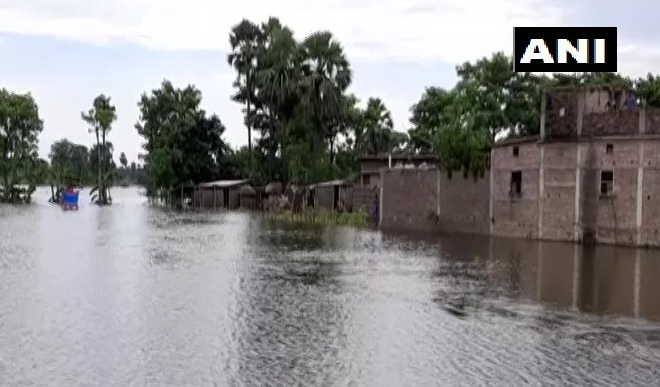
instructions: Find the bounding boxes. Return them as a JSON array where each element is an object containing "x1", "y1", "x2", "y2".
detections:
[{"x1": 62, "y1": 191, "x2": 79, "y2": 206}]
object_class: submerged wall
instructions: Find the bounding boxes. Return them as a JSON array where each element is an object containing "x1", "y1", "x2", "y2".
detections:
[
  {"x1": 379, "y1": 168, "x2": 490, "y2": 234},
  {"x1": 378, "y1": 137, "x2": 660, "y2": 247}
]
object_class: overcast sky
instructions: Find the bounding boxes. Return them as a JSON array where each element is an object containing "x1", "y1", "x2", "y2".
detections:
[{"x1": 0, "y1": 0, "x2": 657, "y2": 164}]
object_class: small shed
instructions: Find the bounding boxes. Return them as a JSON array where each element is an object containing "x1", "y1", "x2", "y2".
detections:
[
  {"x1": 193, "y1": 179, "x2": 254, "y2": 209},
  {"x1": 310, "y1": 179, "x2": 354, "y2": 211},
  {"x1": 238, "y1": 184, "x2": 258, "y2": 210}
]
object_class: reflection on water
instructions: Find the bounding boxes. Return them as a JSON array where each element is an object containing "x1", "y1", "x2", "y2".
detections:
[
  {"x1": 0, "y1": 187, "x2": 659, "y2": 386},
  {"x1": 425, "y1": 232, "x2": 660, "y2": 321}
]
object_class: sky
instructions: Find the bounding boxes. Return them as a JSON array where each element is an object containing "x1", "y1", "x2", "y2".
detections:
[{"x1": 0, "y1": 0, "x2": 659, "y2": 164}]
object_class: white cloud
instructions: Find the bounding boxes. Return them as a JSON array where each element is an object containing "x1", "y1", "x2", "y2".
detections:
[
  {"x1": 617, "y1": 41, "x2": 660, "y2": 78},
  {"x1": 0, "y1": 0, "x2": 568, "y2": 63},
  {"x1": 5, "y1": 0, "x2": 659, "y2": 163},
  {"x1": 1, "y1": 1, "x2": 657, "y2": 76}
]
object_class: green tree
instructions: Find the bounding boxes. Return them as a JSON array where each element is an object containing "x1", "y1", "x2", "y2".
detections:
[
  {"x1": 455, "y1": 52, "x2": 517, "y2": 144},
  {"x1": 81, "y1": 94, "x2": 117, "y2": 205},
  {"x1": 300, "y1": 30, "x2": 352, "y2": 164},
  {"x1": 119, "y1": 152, "x2": 128, "y2": 168},
  {"x1": 408, "y1": 87, "x2": 455, "y2": 153},
  {"x1": 48, "y1": 138, "x2": 90, "y2": 186},
  {"x1": 88, "y1": 142, "x2": 116, "y2": 187},
  {"x1": 226, "y1": 18, "x2": 367, "y2": 185},
  {"x1": 136, "y1": 80, "x2": 233, "y2": 201},
  {"x1": 359, "y1": 97, "x2": 399, "y2": 154},
  {"x1": 0, "y1": 88, "x2": 43, "y2": 203},
  {"x1": 228, "y1": 19, "x2": 263, "y2": 154}
]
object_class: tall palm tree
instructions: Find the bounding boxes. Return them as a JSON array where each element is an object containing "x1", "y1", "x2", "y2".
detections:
[
  {"x1": 228, "y1": 19, "x2": 262, "y2": 153},
  {"x1": 362, "y1": 97, "x2": 394, "y2": 154},
  {"x1": 299, "y1": 31, "x2": 352, "y2": 156},
  {"x1": 254, "y1": 19, "x2": 301, "y2": 174}
]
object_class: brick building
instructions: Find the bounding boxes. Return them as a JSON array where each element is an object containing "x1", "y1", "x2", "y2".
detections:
[
  {"x1": 357, "y1": 154, "x2": 437, "y2": 188},
  {"x1": 354, "y1": 154, "x2": 436, "y2": 215},
  {"x1": 378, "y1": 86, "x2": 660, "y2": 247},
  {"x1": 491, "y1": 86, "x2": 660, "y2": 247}
]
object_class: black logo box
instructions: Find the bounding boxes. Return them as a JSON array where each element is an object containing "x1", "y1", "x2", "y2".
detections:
[{"x1": 513, "y1": 27, "x2": 617, "y2": 72}]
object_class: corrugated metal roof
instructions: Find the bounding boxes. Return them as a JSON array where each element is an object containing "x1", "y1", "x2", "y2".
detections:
[
  {"x1": 197, "y1": 179, "x2": 249, "y2": 188},
  {"x1": 311, "y1": 179, "x2": 351, "y2": 188},
  {"x1": 358, "y1": 153, "x2": 437, "y2": 162}
]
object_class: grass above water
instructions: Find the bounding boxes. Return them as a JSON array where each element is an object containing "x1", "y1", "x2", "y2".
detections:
[{"x1": 264, "y1": 209, "x2": 369, "y2": 228}]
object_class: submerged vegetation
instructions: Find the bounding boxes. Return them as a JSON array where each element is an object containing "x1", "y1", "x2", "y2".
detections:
[
  {"x1": 3, "y1": 16, "x2": 660, "y2": 207},
  {"x1": 264, "y1": 209, "x2": 369, "y2": 228}
]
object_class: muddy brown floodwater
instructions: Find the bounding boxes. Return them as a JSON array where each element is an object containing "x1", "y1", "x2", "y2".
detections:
[{"x1": 1, "y1": 187, "x2": 660, "y2": 386}]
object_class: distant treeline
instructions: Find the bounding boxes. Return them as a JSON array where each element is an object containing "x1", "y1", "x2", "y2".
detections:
[
  {"x1": 5, "y1": 16, "x2": 660, "y2": 204},
  {"x1": 46, "y1": 138, "x2": 146, "y2": 187}
]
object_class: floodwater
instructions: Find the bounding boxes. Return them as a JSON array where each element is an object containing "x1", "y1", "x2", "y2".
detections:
[{"x1": 1, "y1": 187, "x2": 660, "y2": 386}]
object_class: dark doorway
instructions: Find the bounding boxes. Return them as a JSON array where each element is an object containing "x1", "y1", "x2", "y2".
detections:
[
  {"x1": 333, "y1": 186, "x2": 340, "y2": 210},
  {"x1": 307, "y1": 190, "x2": 315, "y2": 208},
  {"x1": 510, "y1": 171, "x2": 522, "y2": 198},
  {"x1": 223, "y1": 188, "x2": 230, "y2": 208}
]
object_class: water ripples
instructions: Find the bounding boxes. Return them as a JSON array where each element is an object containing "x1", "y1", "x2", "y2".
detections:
[{"x1": 0, "y1": 188, "x2": 660, "y2": 386}]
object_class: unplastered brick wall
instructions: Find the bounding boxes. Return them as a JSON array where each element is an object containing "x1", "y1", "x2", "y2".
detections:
[
  {"x1": 540, "y1": 143, "x2": 578, "y2": 242},
  {"x1": 546, "y1": 90, "x2": 578, "y2": 138},
  {"x1": 579, "y1": 141, "x2": 639, "y2": 245},
  {"x1": 545, "y1": 88, "x2": 642, "y2": 138},
  {"x1": 491, "y1": 142, "x2": 540, "y2": 239},
  {"x1": 379, "y1": 168, "x2": 490, "y2": 233},
  {"x1": 438, "y1": 172, "x2": 490, "y2": 234},
  {"x1": 646, "y1": 108, "x2": 660, "y2": 134},
  {"x1": 582, "y1": 110, "x2": 639, "y2": 136},
  {"x1": 380, "y1": 168, "x2": 439, "y2": 231},
  {"x1": 641, "y1": 142, "x2": 660, "y2": 246}
]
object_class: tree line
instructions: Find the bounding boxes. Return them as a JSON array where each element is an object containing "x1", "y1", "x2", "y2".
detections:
[
  {"x1": 3, "y1": 16, "x2": 660, "y2": 204},
  {"x1": 48, "y1": 138, "x2": 147, "y2": 189},
  {"x1": 223, "y1": 18, "x2": 660, "y2": 183},
  {"x1": 0, "y1": 92, "x2": 145, "y2": 204}
]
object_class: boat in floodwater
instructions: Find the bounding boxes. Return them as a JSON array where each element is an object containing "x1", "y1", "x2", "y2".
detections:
[
  {"x1": 49, "y1": 186, "x2": 81, "y2": 210},
  {"x1": 61, "y1": 187, "x2": 80, "y2": 210}
]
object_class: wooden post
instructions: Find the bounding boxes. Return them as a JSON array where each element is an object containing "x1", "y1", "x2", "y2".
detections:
[{"x1": 213, "y1": 186, "x2": 217, "y2": 210}]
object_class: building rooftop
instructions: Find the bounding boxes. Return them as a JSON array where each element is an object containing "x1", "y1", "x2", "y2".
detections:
[
  {"x1": 310, "y1": 179, "x2": 353, "y2": 189},
  {"x1": 492, "y1": 136, "x2": 539, "y2": 148},
  {"x1": 197, "y1": 179, "x2": 250, "y2": 188},
  {"x1": 358, "y1": 153, "x2": 437, "y2": 162},
  {"x1": 547, "y1": 84, "x2": 636, "y2": 93}
]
